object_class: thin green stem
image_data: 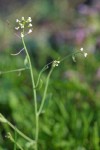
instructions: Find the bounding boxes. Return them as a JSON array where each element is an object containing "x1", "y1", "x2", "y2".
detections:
[
  {"x1": 35, "y1": 64, "x2": 49, "y2": 89},
  {"x1": 14, "y1": 131, "x2": 17, "y2": 150},
  {"x1": 38, "y1": 66, "x2": 54, "y2": 115},
  {"x1": 7, "y1": 132, "x2": 23, "y2": 150},
  {"x1": 21, "y1": 36, "x2": 38, "y2": 150},
  {"x1": 35, "y1": 114, "x2": 39, "y2": 150},
  {"x1": 35, "y1": 66, "x2": 54, "y2": 150},
  {"x1": 60, "y1": 51, "x2": 83, "y2": 62},
  {"x1": 7, "y1": 120, "x2": 34, "y2": 143},
  {"x1": 0, "y1": 67, "x2": 29, "y2": 75},
  {"x1": 0, "y1": 113, "x2": 33, "y2": 143}
]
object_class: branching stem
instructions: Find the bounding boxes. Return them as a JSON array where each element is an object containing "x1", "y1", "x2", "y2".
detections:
[
  {"x1": 38, "y1": 66, "x2": 54, "y2": 115},
  {"x1": 21, "y1": 35, "x2": 38, "y2": 150}
]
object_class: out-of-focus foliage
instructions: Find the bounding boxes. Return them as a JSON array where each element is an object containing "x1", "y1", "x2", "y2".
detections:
[{"x1": 0, "y1": 0, "x2": 100, "y2": 150}]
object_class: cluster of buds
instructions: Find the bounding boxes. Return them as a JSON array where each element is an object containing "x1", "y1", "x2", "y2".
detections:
[
  {"x1": 80, "y1": 48, "x2": 88, "y2": 57},
  {"x1": 15, "y1": 17, "x2": 33, "y2": 37},
  {"x1": 53, "y1": 60, "x2": 60, "y2": 67}
]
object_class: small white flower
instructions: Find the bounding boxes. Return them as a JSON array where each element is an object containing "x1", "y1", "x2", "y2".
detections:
[
  {"x1": 53, "y1": 60, "x2": 60, "y2": 67},
  {"x1": 28, "y1": 29, "x2": 32, "y2": 34},
  {"x1": 16, "y1": 19, "x2": 20, "y2": 23},
  {"x1": 27, "y1": 17, "x2": 32, "y2": 22},
  {"x1": 15, "y1": 26, "x2": 20, "y2": 30},
  {"x1": 21, "y1": 33, "x2": 24, "y2": 38},
  {"x1": 20, "y1": 24, "x2": 24, "y2": 28},
  {"x1": 22, "y1": 17, "x2": 25, "y2": 20},
  {"x1": 28, "y1": 23, "x2": 32, "y2": 27},
  {"x1": 80, "y1": 47, "x2": 83, "y2": 51},
  {"x1": 84, "y1": 53, "x2": 88, "y2": 57},
  {"x1": 15, "y1": 17, "x2": 33, "y2": 37}
]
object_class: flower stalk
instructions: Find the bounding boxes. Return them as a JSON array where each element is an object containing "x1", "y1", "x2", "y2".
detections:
[{"x1": 21, "y1": 34, "x2": 38, "y2": 150}]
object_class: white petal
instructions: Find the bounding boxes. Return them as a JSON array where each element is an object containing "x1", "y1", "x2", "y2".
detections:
[
  {"x1": 22, "y1": 17, "x2": 24, "y2": 20},
  {"x1": 28, "y1": 29, "x2": 32, "y2": 34},
  {"x1": 29, "y1": 23, "x2": 32, "y2": 27},
  {"x1": 80, "y1": 47, "x2": 83, "y2": 51},
  {"x1": 15, "y1": 27, "x2": 19, "y2": 30},
  {"x1": 28, "y1": 17, "x2": 32, "y2": 22},
  {"x1": 84, "y1": 53, "x2": 88, "y2": 57},
  {"x1": 16, "y1": 19, "x2": 19, "y2": 22}
]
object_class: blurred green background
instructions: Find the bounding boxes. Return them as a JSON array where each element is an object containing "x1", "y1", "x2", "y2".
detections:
[{"x1": 0, "y1": 0, "x2": 100, "y2": 149}]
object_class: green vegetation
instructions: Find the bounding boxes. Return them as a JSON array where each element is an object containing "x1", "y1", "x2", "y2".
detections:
[{"x1": 0, "y1": 0, "x2": 100, "y2": 149}]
